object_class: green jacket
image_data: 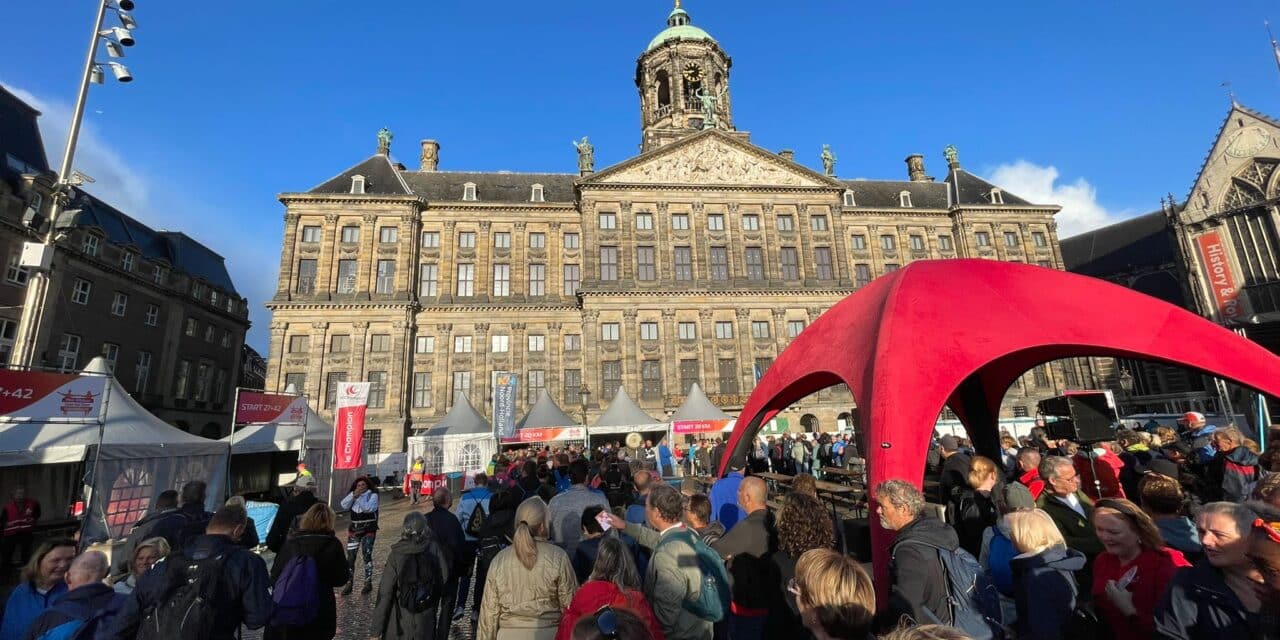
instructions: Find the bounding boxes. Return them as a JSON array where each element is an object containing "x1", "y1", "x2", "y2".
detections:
[
  {"x1": 1036, "y1": 491, "x2": 1104, "y2": 557},
  {"x1": 625, "y1": 523, "x2": 715, "y2": 640}
]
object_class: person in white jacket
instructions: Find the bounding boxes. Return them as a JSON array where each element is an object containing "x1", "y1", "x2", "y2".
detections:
[{"x1": 340, "y1": 476, "x2": 380, "y2": 594}]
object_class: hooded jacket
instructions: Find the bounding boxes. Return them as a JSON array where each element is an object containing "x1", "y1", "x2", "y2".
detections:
[
  {"x1": 371, "y1": 535, "x2": 452, "y2": 640},
  {"x1": 1154, "y1": 559, "x2": 1259, "y2": 640},
  {"x1": 1, "y1": 581, "x2": 67, "y2": 640},
  {"x1": 476, "y1": 539, "x2": 576, "y2": 640},
  {"x1": 1118, "y1": 444, "x2": 1156, "y2": 499},
  {"x1": 267, "y1": 530, "x2": 349, "y2": 640},
  {"x1": 555, "y1": 580, "x2": 665, "y2": 640},
  {"x1": 1010, "y1": 546, "x2": 1087, "y2": 640},
  {"x1": 22, "y1": 582, "x2": 122, "y2": 640},
  {"x1": 1204, "y1": 446, "x2": 1260, "y2": 504},
  {"x1": 888, "y1": 515, "x2": 961, "y2": 626},
  {"x1": 266, "y1": 490, "x2": 319, "y2": 553}
]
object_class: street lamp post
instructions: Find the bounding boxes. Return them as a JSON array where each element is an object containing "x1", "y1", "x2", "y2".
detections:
[
  {"x1": 10, "y1": 0, "x2": 136, "y2": 369},
  {"x1": 579, "y1": 386, "x2": 591, "y2": 426},
  {"x1": 1118, "y1": 367, "x2": 1135, "y2": 415}
]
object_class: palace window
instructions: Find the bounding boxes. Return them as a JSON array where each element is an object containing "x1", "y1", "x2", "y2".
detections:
[
  {"x1": 283, "y1": 373, "x2": 306, "y2": 394},
  {"x1": 640, "y1": 322, "x2": 659, "y2": 340},
  {"x1": 601, "y1": 361, "x2": 622, "y2": 400},
  {"x1": 564, "y1": 334, "x2": 581, "y2": 351},
  {"x1": 938, "y1": 235, "x2": 954, "y2": 251},
  {"x1": 368, "y1": 372, "x2": 387, "y2": 408},
  {"x1": 636, "y1": 246, "x2": 656, "y2": 281},
  {"x1": 283, "y1": 334, "x2": 306, "y2": 355},
  {"x1": 419, "y1": 264, "x2": 438, "y2": 296},
  {"x1": 678, "y1": 322, "x2": 697, "y2": 340},
  {"x1": 1032, "y1": 231, "x2": 1047, "y2": 247},
  {"x1": 453, "y1": 335, "x2": 472, "y2": 353},
  {"x1": 413, "y1": 372, "x2": 432, "y2": 408},
  {"x1": 458, "y1": 232, "x2": 476, "y2": 248},
  {"x1": 601, "y1": 323, "x2": 620, "y2": 341},
  {"x1": 641, "y1": 361, "x2": 662, "y2": 400},
  {"x1": 451, "y1": 371, "x2": 471, "y2": 404},
  {"x1": 599, "y1": 212, "x2": 616, "y2": 230},
  {"x1": 529, "y1": 233, "x2": 546, "y2": 249},
  {"x1": 337, "y1": 260, "x2": 357, "y2": 293},
  {"x1": 880, "y1": 235, "x2": 896, "y2": 251},
  {"x1": 899, "y1": 191, "x2": 912, "y2": 207},
  {"x1": 680, "y1": 359, "x2": 700, "y2": 394},
  {"x1": 327, "y1": 372, "x2": 347, "y2": 408},
  {"x1": 742, "y1": 214, "x2": 760, "y2": 231},
  {"x1": 788, "y1": 320, "x2": 805, "y2": 338},
  {"x1": 777, "y1": 215, "x2": 794, "y2": 231},
  {"x1": 744, "y1": 248, "x2": 765, "y2": 281},
  {"x1": 708, "y1": 214, "x2": 725, "y2": 231},
  {"x1": 331, "y1": 335, "x2": 351, "y2": 353},
  {"x1": 563, "y1": 369, "x2": 581, "y2": 405},
  {"x1": 810, "y1": 215, "x2": 829, "y2": 231},
  {"x1": 599, "y1": 247, "x2": 618, "y2": 281},
  {"x1": 975, "y1": 231, "x2": 991, "y2": 247},
  {"x1": 780, "y1": 247, "x2": 799, "y2": 280},
  {"x1": 672, "y1": 213, "x2": 690, "y2": 230},
  {"x1": 674, "y1": 247, "x2": 693, "y2": 281},
  {"x1": 455, "y1": 264, "x2": 475, "y2": 296},
  {"x1": 462, "y1": 182, "x2": 477, "y2": 201},
  {"x1": 528, "y1": 264, "x2": 546, "y2": 296},
  {"x1": 422, "y1": 231, "x2": 440, "y2": 248},
  {"x1": 814, "y1": 247, "x2": 833, "y2": 280},
  {"x1": 415, "y1": 336, "x2": 434, "y2": 353},
  {"x1": 494, "y1": 232, "x2": 511, "y2": 249},
  {"x1": 530, "y1": 184, "x2": 544, "y2": 202},
  {"x1": 370, "y1": 334, "x2": 391, "y2": 352},
  {"x1": 718, "y1": 358, "x2": 739, "y2": 394},
  {"x1": 843, "y1": 190, "x2": 856, "y2": 206},
  {"x1": 491, "y1": 335, "x2": 509, "y2": 353},
  {"x1": 528, "y1": 335, "x2": 545, "y2": 352},
  {"x1": 563, "y1": 264, "x2": 580, "y2": 295},
  {"x1": 379, "y1": 226, "x2": 398, "y2": 243},
  {"x1": 709, "y1": 247, "x2": 729, "y2": 281},
  {"x1": 492, "y1": 264, "x2": 510, "y2": 297},
  {"x1": 851, "y1": 234, "x2": 867, "y2": 250},
  {"x1": 564, "y1": 232, "x2": 579, "y2": 249},
  {"x1": 340, "y1": 226, "x2": 359, "y2": 243},
  {"x1": 751, "y1": 321, "x2": 770, "y2": 339},
  {"x1": 715, "y1": 321, "x2": 734, "y2": 340},
  {"x1": 375, "y1": 260, "x2": 395, "y2": 293},
  {"x1": 636, "y1": 212, "x2": 653, "y2": 230},
  {"x1": 301, "y1": 226, "x2": 321, "y2": 243},
  {"x1": 526, "y1": 370, "x2": 545, "y2": 404},
  {"x1": 910, "y1": 235, "x2": 925, "y2": 251},
  {"x1": 1004, "y1": 231, "x2": 1019, "y2": 248},
  {"x1": 989, "y1": 188, "x2": 1004, "y2": 205},
  {"x1": 297, "y1": 259, "x2": 317, "y2": 294}
]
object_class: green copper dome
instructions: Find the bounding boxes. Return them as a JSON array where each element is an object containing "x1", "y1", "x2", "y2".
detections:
[{"x1": 646, "y1": 6, "x2": 716, "y2": 51}]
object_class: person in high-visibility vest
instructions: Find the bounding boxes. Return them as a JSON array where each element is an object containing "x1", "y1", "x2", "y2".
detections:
[
  {"x1": 295, "y1": 461, "x2": 314, "y2": 480},
  {"x1": 0, "y1": 486, "x2": 39, "y2": 567},
  {"x1": 408, "y1": 456, "x2": 425, "y2": 504}
]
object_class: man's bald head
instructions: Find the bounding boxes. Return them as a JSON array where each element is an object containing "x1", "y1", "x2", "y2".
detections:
[
  {"x1": 738, "y1": 476, "x2": 767, "y2": 512},
  {"x1": 67, "y1": 550, "x2": 109, "y2": 589}
]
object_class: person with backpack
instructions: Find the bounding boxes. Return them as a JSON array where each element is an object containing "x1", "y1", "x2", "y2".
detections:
[
  {"x1": 604, "y1": 482, "x2": 729, "y2": 640},
  {"x1": 454, "y1": 473, "x2": 494, "y2": 622},
  {"x1": 471, "y1": 486, "x2": 522, "y2": 627},
  {"x1": 173, "y1": 481, "x2": 214, "y2": 553},
  {"x1": 877, "y1": 479, "x2": 1001, "y2": 638},
  {"x1": 267, "y1": 475, "x2": 320, "y2": 553},
  {"x1": 23, "y1": 551, "x2": 123, "y2": 640},
  {"x1": 340, "y1": 475, "x2": 380, "y2": 595},
  {"x1": 371, "y1": 511, "x2": 450, "y2": 640},
  {"x1": 266, "y1": 503, "x2": 349, "y2": 640},
  {"x1": 101, "y1": 504, "x2": 272, "y2": 640},
  {"x1": 949, "y1": 456, "x2": 1002, "y2": 557},
  {"x1": 477, "y1": 496, "x2": 577, "y2": 640},
  {"x1": 425, "y1": 488, "x2": 465, "y2": 640}
]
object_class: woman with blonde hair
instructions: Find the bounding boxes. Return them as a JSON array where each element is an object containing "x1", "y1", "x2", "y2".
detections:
[
  {"x1": 268, "y1": 503, "x2": 349, "y2": 640},
  {"x1": 1091, "y1": 498, "x2": 1190, "y2": 640},
  {"x1": 1006, "y1": 509, "x2": 1085, "y2": 640},
  {"x1": 478, "y1": 496, "x2": 577, "y2": 640},
  {"x1": 111, "y1": 536, "x2": 170, "y2": 595},
  {"x1": 789, "y1": 548, "x2": 875, "y2": 640},
  {"x1": 0, "y1": 537, "x2": 75, "y2": 639},
  {"x1": 949, "y1": 455, "x2": 1001, "y2": 556}
]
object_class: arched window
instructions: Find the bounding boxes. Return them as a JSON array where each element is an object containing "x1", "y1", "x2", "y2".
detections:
[
  {"x1": 106, "y1": 466, "x2": 153, "y2": 538},
  {"x1": 656, "y1": 70, "x2": 671, "y2": 109},
  {"x1": 459, "y1": 443, "x2": 482, "y2": 472},
  {"x1": 425, "y1": 446, "x2": 444, "y2": 474},
  {"x1": 801, "y1": 414, "x2": 820, "y2": 433}
]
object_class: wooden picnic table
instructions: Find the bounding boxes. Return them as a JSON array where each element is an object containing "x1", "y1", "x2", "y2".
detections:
[
  {"x1": 756, "y1": 472, "x2": 794, "y2": 483},
  {"x1": 822, "y1": 466, "x2": 864, "y2": 479}
]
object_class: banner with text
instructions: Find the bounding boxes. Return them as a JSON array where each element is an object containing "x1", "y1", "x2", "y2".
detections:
[
  {"x1": 492, "y1": 372, "x2": 519, "y2": 440},
  {"x1": 234, "y1": 390, "x2": 308, "y2": 425},
  {"x1": 501, "y1": 426, "x2": 586, "y2": 444},
  {"x1": 1196, "y1": 231, "x2": 1246, "y2": 322},
  {"x1": 672, "y1": 419, "x2": 732, "y2": 435},
  {"x1": 333, "y1": 382, "x2": 370, "y2": 470},
  {"x1": 0, "y1": 370, "x2": 107, "y2": 421}
]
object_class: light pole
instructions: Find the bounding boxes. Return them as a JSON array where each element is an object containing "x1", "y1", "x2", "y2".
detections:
[
  {"x1": 10, "y1": 0, "x2": 136, "y2": 369},
  {"x1": 579, "y1": 386, "x2": 591, "y2": 426},
  {"x1": 1118, "y1": 367, "x2": 1135, "y2": 415}
]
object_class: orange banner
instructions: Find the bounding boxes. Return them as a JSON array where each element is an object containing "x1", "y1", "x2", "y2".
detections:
[{"x1": 1196, "y1": 231, "x2": 1244, "y2": 321}]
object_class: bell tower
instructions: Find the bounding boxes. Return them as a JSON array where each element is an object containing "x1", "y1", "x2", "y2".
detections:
[{"x1": 636, "y1": 1, "x2": 733, "y2": 152}]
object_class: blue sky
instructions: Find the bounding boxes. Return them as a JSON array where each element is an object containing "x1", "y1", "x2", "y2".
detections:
[{"x1": 6, "y1": 1, "x2": 1280, "y2": 351}]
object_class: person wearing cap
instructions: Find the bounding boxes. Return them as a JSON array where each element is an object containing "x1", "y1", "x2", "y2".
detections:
[
  {"x1": 709, "y1": 454, "x2": 748, "y2": 529},
  {"x1": 1179, "y1": 411, "x2": 1218, "y2": 466},
  {"x1": 266, "y1": 473, "x2": 320, "y2": 553},
  {"x1": 937, "y1": 435, "x2": 972, "y2": 505}
]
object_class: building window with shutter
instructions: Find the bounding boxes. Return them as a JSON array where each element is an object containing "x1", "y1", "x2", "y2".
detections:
[
  {"x1": 718, "y1": 359, "x2": 739, "y2": 394},
  {"x1": 413, "y1": 373, "x2": 432, "y2": 407},
  {"x1": 601, "y1": 361, "x2": 622, "y2": 400},
  {"x1": 674, "y1": 247, "x2": 693, "y2": 281},
  {"x1": 642, "y1": 361, "x2": 662, "y2": 400},
  {"x1": 679, "y1": 359, "x2": 700, "y2": 394}
]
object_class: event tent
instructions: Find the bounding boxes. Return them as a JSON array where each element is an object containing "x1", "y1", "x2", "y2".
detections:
[
  {"x1": 0, "y1": 357, "x2": 228, "y2": 543},
  {"x1": 589, "y1": 388, "x2": 667, "y2": 442},
  {"x1": 407, "y1": 396, "x2": 495, "y2": 480},
  {"x1": 505, "y1": 390, "x2": 586, "y2": 445},
  {"x1": 221, "y1": 409, "x2": 342, "y2": 505},
  {"x1": 670, "y1": 383, "x2": 732, "y2": 422}
]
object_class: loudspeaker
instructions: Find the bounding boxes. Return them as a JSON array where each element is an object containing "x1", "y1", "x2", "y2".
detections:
[
  {"x1": 1037, "y1": 392, "x2": 1117, "y2": 444},
  {"x1": 839, "y1": 517, "x2": 872, "y2": 561}
]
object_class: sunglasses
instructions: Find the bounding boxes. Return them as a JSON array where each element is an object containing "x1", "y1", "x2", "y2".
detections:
[{"x1": 595, "y1": 605, "x2": 618, "y2": 640}]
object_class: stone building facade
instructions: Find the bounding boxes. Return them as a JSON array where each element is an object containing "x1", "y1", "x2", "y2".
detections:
[
  {"x1": 0, "y1": 85, "x2": 250, "y2": 437},
  {"x1": 266, "y1": 3, "x2": 1095, "y2": 452}
]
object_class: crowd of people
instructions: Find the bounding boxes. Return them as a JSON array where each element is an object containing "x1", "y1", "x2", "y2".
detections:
[{"x1": 5, "y1": 410, "x2": 1280, "y2": 640}]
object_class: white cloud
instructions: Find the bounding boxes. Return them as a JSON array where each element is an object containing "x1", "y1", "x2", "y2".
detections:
[{"x1": 987, "y1": 160, "x2": 1117, "y2": 237}]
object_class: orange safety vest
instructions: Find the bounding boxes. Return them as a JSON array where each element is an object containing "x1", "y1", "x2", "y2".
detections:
[
  {"x1": 3, "y1": 499, "x2": 37, "y2": 537},
  {"x1": 409, "y1": 463, "x2": 424, "y2": 483}
]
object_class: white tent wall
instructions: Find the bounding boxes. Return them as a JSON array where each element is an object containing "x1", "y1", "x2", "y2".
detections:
[
  {"x1": 407, "y1": 434, "x2": 495, "y2": 484},
  {"x1": 87, "y1": 448, "x2": 227, "y2": 545}
]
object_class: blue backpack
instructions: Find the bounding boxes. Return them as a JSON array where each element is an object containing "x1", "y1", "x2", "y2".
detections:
[
  {"x1": 895, "y1": 540, "x2": 1004, "y2": 640},
  {"x1": 656, "y1": 529, "x2": 731, "y2": 623},
  {"x1": 271, "y1": 554, "x2": 320, "y2": 626}
]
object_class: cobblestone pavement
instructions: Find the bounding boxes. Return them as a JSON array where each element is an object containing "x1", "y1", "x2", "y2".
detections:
[{"x1": 243, "y1": 492, "x2": 474, "y2": 640}]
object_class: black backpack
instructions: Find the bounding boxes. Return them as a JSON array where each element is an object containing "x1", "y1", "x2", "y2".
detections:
[
  {"x1": 136, "y1": 552, "x2": 228, "y2": 640},
  {"x1": 465, "y1": 502, "x2": 487, "y2": 538},
  {"x1": 396, "y1": 551, "x2": 441, "y2": 613}
]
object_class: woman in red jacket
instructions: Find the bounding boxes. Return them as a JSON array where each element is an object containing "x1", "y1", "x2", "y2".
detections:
[
  {"x1": 556, "y1": 536, "x2": 664, "y2": 640},
  {"x1": 1091, "y1": 498, "x2": 1190, "y2": 640}
]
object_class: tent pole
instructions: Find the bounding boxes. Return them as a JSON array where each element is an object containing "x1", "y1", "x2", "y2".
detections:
[
  {"x1": 84, "y1": 373, "x2": 112, "y2": 550},
  {"x1": 226, "y1": 387, "x2": 243, "y2": 499},
  {"x1": 299, "y1": 393, "x2": 309, "y2": 463}
]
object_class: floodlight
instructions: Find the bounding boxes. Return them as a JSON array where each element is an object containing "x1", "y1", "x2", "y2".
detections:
[
  {"x1": 104, "y1": 27, "x2": 134, "y2": 46},
  {"x1": 105, "y1": 41, "x2": 124, "y2": 58},
  {"x1": 117, "y1": 11, "x2": 136, "y2": 29},
  {"x1": 90, "y1": 65, "x2": 104, "y2": 84},
  {"x1": 116, "y1": 0, "x2": 135, "y2": 11},
  {"x1": 108, "y1": 62, "x2": 132, "y2": 83}
]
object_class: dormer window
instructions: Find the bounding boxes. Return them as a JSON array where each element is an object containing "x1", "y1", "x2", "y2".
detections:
[
  {"x1": 899, "y1": 191, "x2": 912, "y2": 207},
  {"x1": 83, "y1": 234, "x2": 100, "y2": 257},
  {"x1": 121, "y1": 252, "x2": 135, "y2": 272},
  {"x1": 989, "y1": 188, "x2": 1004, "y2": 205},
  {"x1": 531, "y1": 184, "x2": 545, "y2": 202},
  {"x1": 462, "y1": 182, "x2": 477, "y2": 201},
  {"x1": 350, "y1": 174, "x2": 366, "y2": 194},
  {"x1": 843, "y1": 190, "x2": 856, "y2": 207}
]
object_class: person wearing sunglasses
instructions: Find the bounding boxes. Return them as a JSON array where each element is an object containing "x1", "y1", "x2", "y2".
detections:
[{"x1": 569, "y1": 606, "x2": 650, "y2": 640}]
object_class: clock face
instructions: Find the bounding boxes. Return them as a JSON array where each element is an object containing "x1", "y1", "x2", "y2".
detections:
[
  {"x1": 683, "y1": 63, "x2": 702, "y2": 82},
  {"x1": 1225, "y1": 126, "x2": 1272, "y2": 158}
]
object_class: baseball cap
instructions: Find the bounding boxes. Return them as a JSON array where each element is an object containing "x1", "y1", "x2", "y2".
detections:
[
  {"x1": 1002, "y1": 482, "x2": 1035, "y2": 510},
  {"x1": 1180, "y1": 411, "x2": 1205, "y2": 424},
  {"x1": 293, "y1": 474, "x2": 317, "y2": 489},
  {"x1": 939, "y1": 435, "x2": 959, "y2": 451}
]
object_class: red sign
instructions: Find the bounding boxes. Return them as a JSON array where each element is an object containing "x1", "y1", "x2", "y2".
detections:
[
  {"x1": 0, "y1": 370, "x2": 106, "y2": 420},
  {"x1": 1197, "y1": 231, "x2": 1245, "y2": 321},
  {"x1": 333, "y1": 383, "x2": 369, "y2": 470},
  {"x1": 672, "y1": 419, "x2": 731, "y2": 435},
  {"x1": 501, "y1": 426, "x2": 586, "y2": 444},
  {"x1": 234, "y1": 390, "x2": 308, "y2": 425}
]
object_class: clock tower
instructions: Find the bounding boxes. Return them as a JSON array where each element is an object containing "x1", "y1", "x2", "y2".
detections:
[{"x1": 636, "y1": 1, "x2": 734, "y2": 152}]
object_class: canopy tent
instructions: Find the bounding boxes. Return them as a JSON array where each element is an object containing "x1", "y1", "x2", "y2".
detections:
[
  {"x1": 221, "y1": 409, "x2": 344, "y2": 507},
  {"x1": 505, "y1": 390, "x2": 585, "y2": 446},
  {"x1": 0, "y1": 357, "x2": 228, "y2": 544},
  {"x1": 407, "y1": 396, "x2": 496, "y2": 487},
  {"x1": 670, "y1": 383, "x2": 733, "y2": 438},
  {"x1": 589, "y1": 388, "x2": 666, "y2": 435}
]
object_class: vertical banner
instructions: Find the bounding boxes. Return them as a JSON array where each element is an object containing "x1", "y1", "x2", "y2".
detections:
[
  {"x1": 492, "y1": 372, "x2": 519, "y2": 440},
  {"x1": 333, "y1": 382, "x2": 370, "y2": 470},
  {"x1": 1196, "y1": 231, "x2": 1245, "y2": 322}
]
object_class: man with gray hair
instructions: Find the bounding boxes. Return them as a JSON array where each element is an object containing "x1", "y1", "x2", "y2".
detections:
[
  {"x1": 24, "y1": 550, "x2": 124, "y2": 640},
  {"x1": 1035, "y1": 455, "x2": 1103, "y2": 560},
  {"x1": 876, "y1": 479, "x2": 960, "y2": 627}
]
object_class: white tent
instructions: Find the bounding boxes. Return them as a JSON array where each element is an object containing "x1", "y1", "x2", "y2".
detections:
[
  {"x1": 0, "y1": 358, "x2": 228, "y2": 544},
  {"x1": 589, "y1": 388, "x2": 667, "y2": 437},
  {"x1": 670, "y1": 383, "x2": 732, "y2": 422},
  {"x1": 407, "y1": 396, "x2": 495, "y2": 482},
  {"x1": 221, "y1": 409, "x2": 343, "y2": 505}
]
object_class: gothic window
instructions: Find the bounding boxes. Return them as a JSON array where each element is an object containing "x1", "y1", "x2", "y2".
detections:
[
  {"x1": 1242, "y1": 160, "x2": 1277, "y2": 190},
  {"x1": 1224, "y1": 181, "x2": 1263, "y2": 210}
]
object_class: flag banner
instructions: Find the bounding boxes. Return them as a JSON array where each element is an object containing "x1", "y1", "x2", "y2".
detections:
[
  {"x1": 1196, "y1": 231, "x2": 1246, "y2": 322},
  {"x1": 500, "y1": 426, "x2": 586, "y2": 444},
  {"x1": 234, "y1": 390, "x2": 308, "y2": 425},
  {"x1": 672, "y1": 419, "x2": 731, "y2": 435},
  {"x1": 333, "y1": 382, "x2": 370, "y2": 470},
  {"x1": 492, "y1": 372, "x2": 519, "y2": 439},
  {"x1": 0, "y1": 370, "x2": 107, "y2": 422}
]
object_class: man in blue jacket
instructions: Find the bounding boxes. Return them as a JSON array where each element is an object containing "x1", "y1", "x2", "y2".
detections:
[
  {"x1": 23, "y1": 551, "x2": 123, "y2": 640},
  {"x1": 709, "y1": 455, "x2": 747, "y2": 529}
]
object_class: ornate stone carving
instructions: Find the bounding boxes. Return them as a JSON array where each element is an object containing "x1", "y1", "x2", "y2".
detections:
[
  {"x1": 771, "y1": 309, "x2": 787, "y2": 319},
  {"x1": 269, "y1": 322, "x2": 287, "y2": 333},
  {"x1": 324, "y1": 214, "x2": 339, "y2": 224},
  {"x1": 443, "y1": 220, "x2": 456, "y2": 230},
  {"x1": 698, "y1": 309, "x2": 714, "y2": 320},
  {"x1": 352, "y1": 321, "x2": 369, "y2": 330},
  {"x1": 514, "y1": 222, "x2": 526, "y2": 230},
  {"x1": 436, "y1": 323, "x2": 452, "y2": 332},
  {"x1": 600, "y1": 137, "x2": 821, "y2": 186},
  {"x1": 284, "y1": 358, "x2": 308, "y2": 368},
  {"x1": 479, "y1": 221, "x2": 491, "y2": 230},
  {"x1": 583, "y1": 311, "x2": 599, "y2": 322},
  {"x1": 796, "y1": 203, "x2": 808, "y2": 215},
  {"x1": 620, "y1": 201, "x2": 632, "y2": 215},
  {"x1": 476, "y1": 323, "x2": 489, "y2": 332},
  {"x1": 512, "y1": 323, "x2": 526, "y2": 331},
  {"x1": 727, "y1": 202, "x2": 739, "y2": 215},
  {"x1": 661, "y1": 310, "x2": 676, "y2": 320},
  {"x1": 761, "y1": 202, "x2": 774, "y2": 214},
  {"x1": 550, "y1": 222, "x2": 561, "y2": 230},
  {"x1": 657, "y1": 201, "x2": 669, "y2": 215},
  {"x1": 284, "y1": 212, "x2": 300, "y2": 225},
  {"x1": 310, "y1": 322, "x2": 327, "y2": 330},
  {"x1": 735, "y1": 308, "x2": 751, "y2": 319},
  {"x1": 362, "y1": 214, "x2": 378, "y2": 224},
  {"x1": 623, "y1": 309, "x2": 638, "y2": 321},
  {"x1": 691, "y1": 202, "x2": 705, "y2": 215},
  {"x1": 329, "y1": 356, "x2": 350, "y2": 366},
  {"x1": 549, "y1": 322, "x2": 562, "y2": 332},
  {"x1": 392, "y1": 320, "x2": 408, "y2": 330}
]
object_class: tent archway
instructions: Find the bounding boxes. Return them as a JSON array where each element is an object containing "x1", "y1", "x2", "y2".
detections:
[{"x1": 722, "y1": 259, "x2": 1280, "y2": 602}]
